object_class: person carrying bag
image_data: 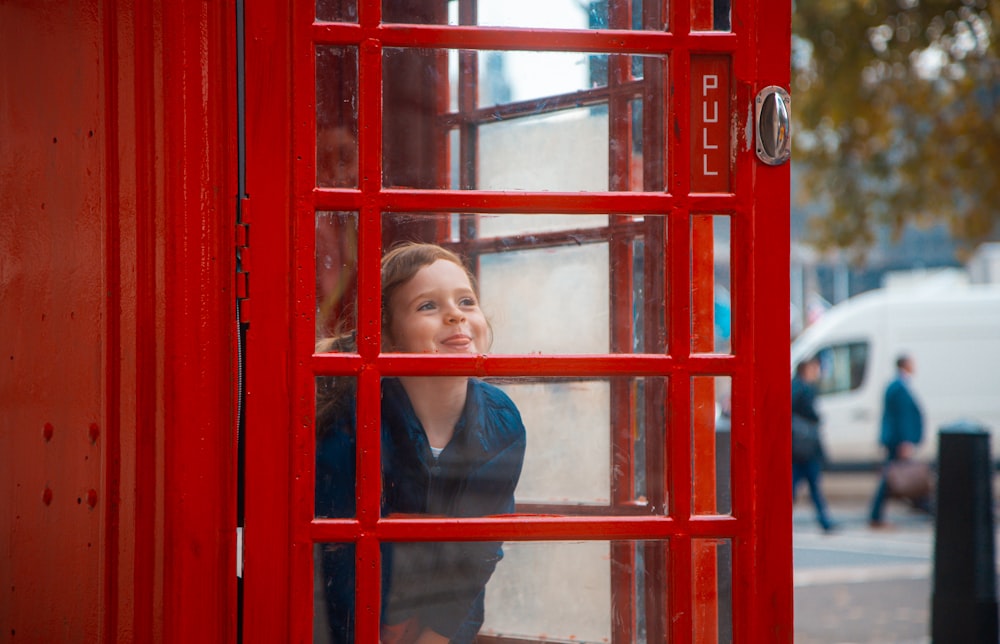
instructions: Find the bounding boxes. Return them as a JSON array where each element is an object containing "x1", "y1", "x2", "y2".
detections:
[
  {"x1": 791, "y1": 356, "x2": 837, "y2": 533},
  {"x1": 791, "y1": 412, "x2": 822, "y2": 464}
]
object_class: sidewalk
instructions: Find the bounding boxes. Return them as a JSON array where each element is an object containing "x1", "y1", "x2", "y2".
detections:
[
  {"x1": 793, "y1": 480, "x2": 937, "y2": 644},
  {"x1": 820, "y1": 470, "x2": 882, "y2": 502}
]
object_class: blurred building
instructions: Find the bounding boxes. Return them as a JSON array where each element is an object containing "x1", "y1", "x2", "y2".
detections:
[{"x1": 789, "y1": 170, "x2": 975, "y2": 336}]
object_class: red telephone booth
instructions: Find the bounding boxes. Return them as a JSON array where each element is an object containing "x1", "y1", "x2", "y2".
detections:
[{"x1": 1, "y1": 0, "x2": 792, "y2": 641}]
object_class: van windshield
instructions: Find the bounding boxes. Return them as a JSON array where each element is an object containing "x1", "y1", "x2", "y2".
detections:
[{"x1": 815, "y1": 342, "x2": 869, "y2": 395}]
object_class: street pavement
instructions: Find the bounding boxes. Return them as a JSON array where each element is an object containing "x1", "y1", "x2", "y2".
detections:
[{"x1": 792, "y1": 472, "x2": 997, "y2": 644}]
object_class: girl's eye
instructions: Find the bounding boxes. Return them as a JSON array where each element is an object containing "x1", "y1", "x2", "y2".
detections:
[
  {"x1": 459, "y1": 297, "x2": 477, "y2": 307},
  {"x1": 417, "y1": 301, "x2": 436, "y2": 312}
]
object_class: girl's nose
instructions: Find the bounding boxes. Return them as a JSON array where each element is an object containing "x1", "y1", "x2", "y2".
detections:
[{"x1": 445, "y1": 302, "x2": 466, "y2": 323}]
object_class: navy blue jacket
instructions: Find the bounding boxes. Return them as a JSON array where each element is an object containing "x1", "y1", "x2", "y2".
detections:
[
  {"x1": 791, "y1": 375, "x2": 820, "y2": 423},
  {"x1": 316, "y1": 378, "x2": 526, "y2": 643},
  {"x1": 879, "y1": 375, "x2": 923, "y2": 449}
]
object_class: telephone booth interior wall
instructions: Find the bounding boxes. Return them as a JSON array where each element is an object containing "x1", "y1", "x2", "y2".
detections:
[{"x1": 245, "y1": 0, "x2": 792, "y2": 642}]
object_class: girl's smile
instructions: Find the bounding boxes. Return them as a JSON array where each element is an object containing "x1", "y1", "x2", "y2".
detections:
[{"x1": 387, "y1": 259, "x2": 489, "y2": 355}]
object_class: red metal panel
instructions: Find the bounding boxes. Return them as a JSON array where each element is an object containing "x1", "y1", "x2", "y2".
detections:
[
  {"x1": 1, "y1": 3, "x2": 109, "y2": 640},
  {"x1": 129, "y1": 0, "x2": 162, "y2": 637},
  {"x1": 3, "y1": 1, "x2": 240, "y2": 641}
]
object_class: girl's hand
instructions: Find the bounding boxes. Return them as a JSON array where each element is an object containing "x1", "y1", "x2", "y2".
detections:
[
  {"x1": 380, "y1": 617, "x2": 421, "y2": 644},
  {"x1": 413, "y1": 629, "x2": 450, "y2": 644}
]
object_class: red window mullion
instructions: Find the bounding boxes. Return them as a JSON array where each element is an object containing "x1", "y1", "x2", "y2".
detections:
[
  {"x1": 353, "y1": 7, "x2": 386, "y2": 639},
  {"x1": 667, "y1": 211, "x2": 695, "y2": 643},
  {"x1": 293, "y1": 3, "x2": 320, "y2": 641}
]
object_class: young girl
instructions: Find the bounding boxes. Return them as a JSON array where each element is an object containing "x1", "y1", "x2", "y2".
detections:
[{"x1": 315, "y1": 243, "x2": 527, "y2": 644}]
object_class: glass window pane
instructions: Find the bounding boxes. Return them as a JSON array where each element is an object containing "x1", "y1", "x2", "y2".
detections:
[
  {"x1": 382, "y1": 47, "x2": 666, "y2": 193},
  {"x1": 481, "y1": 243, "x2": 609, "y2": 354},
  {"x1": 692, "y1": 539, "x2": 734, "y2": 643},
  {"x1": 365, "y1": 375, "x2": 667, "y2": 516},
  {"x1": 316, "y1": 46, "x2": 358, "y2": 188},
  {"x1": 314, "y1": 375, "x2": 357, "y2": 519},
  {"x1": 378, "y1": 213, "x2": 667, "y2": 355},
  {"x1": 440, "y1": 0, "x2": 669, "y2": 31},
  {"x1": 483, "y1": 541, "x2": 617, "y2": 640},
  {"x1": 691, "y1": 0, "x2": 732, "y2": 32},
  {"x1": 692, "y1": 376, "x2": 732, "y2": 516},
  {"x1": 463, "y1": 50, "x2": 609, "y2": 110},
  {"x1": 502, "y1": 379, "x2": 612, "y2": 506},
  {"x1": 314, "y1": 542, "x2": 355, "y2": 644},
  {"x1": 815, "y1": 342, "x2": 869, "y2": 395},
  {"x1": 476, "y1": 212, "x2": 609, "y2": 238},
  {"x1": 315, "y1": 370, "x2": 671, "y2": 518},
  {"x1": 477, "y1": 109, "x2": 611, "y2": 192},
  {"x1": 315, "y1": 211, "x2": 358, "y2": 341},
  {"x1": 316, "y1": 0, "x2": 357, "y2": 22},
  {"x1": 691, "y1": 214, "x2": 731, "y2": 355},
  {"x1": 316, "y1": 539, "x2": 671, "y2": 643}
]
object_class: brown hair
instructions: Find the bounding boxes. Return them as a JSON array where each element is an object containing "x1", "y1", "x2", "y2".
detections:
[{"x1": 315, "y1": 242, "x2": 479, "y2": 434}]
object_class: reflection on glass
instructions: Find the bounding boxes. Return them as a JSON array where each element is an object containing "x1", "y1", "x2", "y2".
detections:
[
  {"x1": 481, "y1": 243, "x2": 610, "y2": 354},
  {"x1": 442, "y1": 0, "x2": 668, "y2": 31},
  {"x1": 501, "y1": 380, "x2": 610, "y2": 505},
  {"x1": 692, "y1": 539, "x2": 733, "y2": 643},
  {"x1": 316, "y1": 0, "x2": 357, "y2": 23},
  {"x1": 315, "y1": 211, "x2": 358, "y2": 340},
  {"x1": 314, "y1": 542, "x2": 355, "y2": 644},
  {"x1": 477, "y1": 212, "x2": 608, "y2": 238},
  {"x1": 447, "y1": 50, "x2": 607, "y2": 110},
  {"x1": 633, "y1": 230, "x2": 669, "y2": 354},
  {"x1": 497, "y1": 376, "x2": 667, "y2": 513},
  {"x1": 692, "y1": 376, "x2": 732, "y2": 516},
  {"x1": 483, "y1": 541, "x2": 614, "y2": 640},
  {"x1": 691, "y1": 0, "x2": 732, "y2": 32},
  {"x1": 316, "y1": 46, "x2": 358, "y2": 188},
  {"x1": 691, "y1": 214, "x2": 732, "y2": 355},
  {"x1": 381, "y1": 48, "x2": 448, "y2": 190},
  {"x1": 478, "y1": 109, "x2": 610, "y2": 192}
]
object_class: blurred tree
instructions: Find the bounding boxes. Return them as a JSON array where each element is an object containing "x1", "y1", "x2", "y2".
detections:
[{"x1": 792, "y1": 0, "x2": 1000, "y2": 261}]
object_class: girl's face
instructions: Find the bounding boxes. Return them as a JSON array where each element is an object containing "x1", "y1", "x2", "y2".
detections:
[{"x1": 386, "y1": 259, "x2": 489, "y2": 355}]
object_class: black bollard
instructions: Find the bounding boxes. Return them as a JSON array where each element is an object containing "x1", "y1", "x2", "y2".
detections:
[{"x1": 931, "y1": 422, "x2": 998, "y2": 643}]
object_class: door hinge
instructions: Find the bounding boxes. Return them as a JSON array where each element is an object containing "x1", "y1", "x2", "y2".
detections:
[
  {"x1": 236, "y1": 202, "x2": 250, "y2": 321},
  {"x1": 236, "y1": 526, "x2": 244, "y2": 578}
]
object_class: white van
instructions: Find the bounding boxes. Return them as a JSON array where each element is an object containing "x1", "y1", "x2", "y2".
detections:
[{"x1": 790, "y1": 276, "x2": 1000, "y2": 466}]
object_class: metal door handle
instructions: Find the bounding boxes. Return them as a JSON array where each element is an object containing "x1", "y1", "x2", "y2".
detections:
[{"x1": 755, "y1": 86, "x2": 791, "y2": 165}]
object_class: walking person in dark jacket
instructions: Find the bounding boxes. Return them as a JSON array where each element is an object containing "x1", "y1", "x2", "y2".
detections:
[
  {"x1": 869, "y1": 354, "x2": 930, "y2": 528},
  {"x1": 791, "y1": 356, "x2": 837, "y2": 533},
  {"x1": 315, "y1": 243, "x2": 526, "y2": 644}
]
